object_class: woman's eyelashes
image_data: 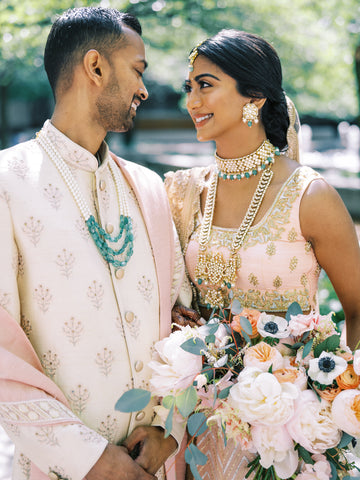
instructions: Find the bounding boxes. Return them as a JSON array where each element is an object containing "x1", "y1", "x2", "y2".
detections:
[{"x1": 183, "y1": 80, "x2": 212, "y2": 93}]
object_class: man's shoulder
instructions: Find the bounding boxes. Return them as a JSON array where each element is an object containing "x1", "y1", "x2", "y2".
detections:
[
  {"x1": 0, "y1": 139, "x2": 39, "y2": 165},
  {"x1": 110, "y1": 152, "x2": 163, "y2": 186}
]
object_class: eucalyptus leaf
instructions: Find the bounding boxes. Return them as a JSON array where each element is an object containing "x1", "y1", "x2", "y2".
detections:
[
  {"x1": 230, "y1": 298, "x2": 242, "y2": 315},
  {"x1": 162, "y1": 395, "x2": 175, "y2": 409},
  {"x1": 329, "y1": 459, "x2": 338, "y2": 480},
  {"x1": 285, "y1": 301, "x2": 303, "y2": 322},
  {"x1": 176, "y1": 385, "x2": 198, "y2": 417},
  {"x1": 187, "y1": 412, "x2": 208, "y2": 437},
  {"x1": 164, "y1": 404, "x2": 174, "y2": 438},
  {"x1": 181, "y1": 337, "x2": 207, "y2": 355},
  {"x1": 218, "y1": 385, "x2": 232, "y2": 399},
  {"x1": 292, "y1": 342, "x2": 304, "y2": 349},
  {"x1": 240, "y1": 316, "x2": 253, "y2": 335},
  {"x1": 337, "y1": 432, "x2": 354, "y2": 449},
  {"x1": 185, "y1": 443, "x2": 208, "y2": 466},
  {"x1": 302, "y1": 338, "x2": 314, "y2": 358},
  {"x1": 241, "y1": 329, "x2": 251, "y2": 345},
  {"x1": 115, "y1": 388, "x2": 151, "y2": 413},
  {"x1": 206, "y1": 334, "x2": 216, "y2": 344}
]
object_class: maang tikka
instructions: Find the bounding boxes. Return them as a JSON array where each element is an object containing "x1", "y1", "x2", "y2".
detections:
[
  {"x1": 188, "y1": 40, "x2": 205, "y2": 71},
  {"x1": 242, "y1": 103, "x2": 259, "y2": 127}
]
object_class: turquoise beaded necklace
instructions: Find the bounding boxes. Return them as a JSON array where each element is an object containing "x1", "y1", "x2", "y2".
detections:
[{"x1": 37, "y1": 131, "x2": 134, "y2": 269}]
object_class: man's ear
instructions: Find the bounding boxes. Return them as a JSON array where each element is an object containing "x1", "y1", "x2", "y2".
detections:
[{"x1": 83, "y1": 49, "x2": 106, "y2": 86}]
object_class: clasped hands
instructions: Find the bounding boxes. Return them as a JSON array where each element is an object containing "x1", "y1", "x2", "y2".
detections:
[{"x1": 87, "y1": 426, "x2": 177, "y2": 480}]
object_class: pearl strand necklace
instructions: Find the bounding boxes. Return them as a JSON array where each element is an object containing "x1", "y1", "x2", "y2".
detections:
[
  {"x1": 36, "y1": 130, "x2": 134, "y2": 269},
  {"x1": 215, "y1": 139, "x2": 280, "y2": 180}
]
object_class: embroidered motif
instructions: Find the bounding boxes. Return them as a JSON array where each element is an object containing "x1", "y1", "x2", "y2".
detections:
[
  {"x1": 301, "y1": 274, "x2": 308, "y2": 287},
  {"x1": 43, "y1": 183, "x2": 63, "y2": 209},
  {"x1": 9, "y1": 157, "x2": 29, "y2": 180},
  {"x1": 288, "y1": 227, "x2": 298, "y2": 242},
  {"x1": 305, "y1": 241, "x2": 312, "y2": 253},
  {"x1": 248, "y1": 273, "x2": 259, "y2": 287},
  {"x1": 41, "y1": 350, "x2": 60, "y2": 379},
  {"x1": 63, "y1": 317, "x2": 84, "y2": 346},
  {"x1": 266, "y1": 242, "x2": 276, "y2": 257},
  {"x1": 289, "y1": 256, "x2": 298, "y2": 271},
  {"x1": 67, "y1": 385, "x2": 90, "y2": 416},
  {"x1": 22, "y1": 216, "x2": 44, "y2": 246},
  {"x1": 17, "y1": 252, "x2": 25, "y2": 276},
  {"x1": 35, "y1": 426, "x2": 59, "y2": 446},
  {"x1": 21, "y1": 315, "x2": 32, "y2": 337},
  {"x1": 78, "y1": 425, "x2": 105, "y2": 443},
  {"x1": 18, "y1": 453, "x2": 31, "y2": 480},
  {"x1": 273, "y1": 276, "x2": 283, "y2": 289},
  {"x1": 0, "y1": 290, "x2": 10, "y2": 309},
  {"x1": 97, "y1": 415, "x2": 118, "y2": 443},
  {"x1": 34, "y1": 284, "x2": 53, "y2": 313},
  {"x1": 125, "y1": 313, "x2": 140, "y2": 339},
  {"x1": 56, "y1": 249, "x2": 75, "y2": 278},
  {"x1": 115, "y1": 316, "x2": 125, "y2": 338},
  {"x1": 75, "y1": 217, "x2": 90, "y2": 240},
  {"x1": 0, "y1": 399, "x2": 78, "y2": 425},
  {"x1": 95, "y1": 347, "x2": 114, "y2": 376},
  {"x1": 137, "y1": 275, "x2": 154, "y2": 303},
  {"x1": 87, "y1": 280, "x2": 104, "y2": 310}
]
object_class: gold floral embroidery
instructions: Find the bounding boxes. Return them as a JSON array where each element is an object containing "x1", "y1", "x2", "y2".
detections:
[
  {"x1": 97, "y1": 415, "x2": 118, "y2": 443},
  {"x1": 95, "y1": 347, "x2": 114, "y2": 376},
  {"x1": 56, "y1": 249, "x2": 75, "y2": 278},
  {"x1": 68, "y1": 385, "x2": 90, "y2": 416},
  {"x1": 301, "y1": 274, "x2": 308, "y2": 287},
  {"x1": 63, "y1": 317, "x2": 84, "y2": 345},
  {"x1": 41, "y1": 350, "x2": 60, "y2": 379},
  {"x1": 22, "y1": 216, "x2": 44, "y2": 246},
  {"x1": 289, "y1": 256, "x2": 298, "y2": 271},
  {"x1": 273, "y1": 276, "x2": 282, "y2": 288},
  {"x1": 34, "y1": 284, "x2": 52, "y2": 313},
  {"x1": 0, "y1": 399, "x2": 78, "y2": 424},
  {"x1": 266, "y1": 242, "x2": 276, "y2": 257},
  {"x1": 288, "y1": 227, "x2": 298, "y2": 242},
  {"x1": 87, "y1": 280, "x2": 104, "y2": 310},
  {"x1": 248, "y1": 273, "x2": 259, "y2": 287},
  {"x1": 315, "y1": 264, "x2": 322, "y2": 276},
  {"x1": 21, "y1": 315, "x2": 32, "y2": 337},
  {"x1": 305, "y1": 241, "x2": 312, "y2": 253},
  {"x1": 43, "y1": 183, "x2": 63, "y2": 210},
  {"x1": 137, "y1": 275, "x2": 154, "y2": 303},
  {"x1": 35, "y1": 427, "x2": 59, "y2": 446},
  {"x1": 18, "y1": 454, "x2": 31, "y2": 480}
]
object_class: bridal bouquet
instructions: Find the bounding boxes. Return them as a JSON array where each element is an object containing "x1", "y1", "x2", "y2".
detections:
[{"x1": 116, "y1": 300, "x2": 360, "y2": 480}]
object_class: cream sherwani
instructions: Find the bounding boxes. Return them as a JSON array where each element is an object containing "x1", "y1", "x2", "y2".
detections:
[{"x1": 0, "y1": 121, "x2": 190, "y2": 480}]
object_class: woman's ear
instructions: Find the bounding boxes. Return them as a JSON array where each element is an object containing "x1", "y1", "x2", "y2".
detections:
[{"x1": 251, "y1": 97, "x2": 267, "y2": 111}]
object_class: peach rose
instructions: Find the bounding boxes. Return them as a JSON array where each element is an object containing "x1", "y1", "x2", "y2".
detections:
[
  {"x1": 231, "y1": 308, "x2": 260, "y2": 338},
  {"x1": 336, "y1": 364, "x2": 360, "y2": 390},
  {"x1": 332, "y1": 389, "x2": 360, "y2": 436},
  {"x1": 273, "y1": 367, "x2": 307, "y2": 391},
  {"x1": 243, "y1": 341, "x2": 284, "y2": 371},
  {"x1": 313, "y1": 384, "x2": 342, "y2": 402}
]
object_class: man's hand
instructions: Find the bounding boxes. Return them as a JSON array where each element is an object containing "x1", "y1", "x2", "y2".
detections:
[
  {"x1": 171, "y1": 305, "x2": 204, "y2": 330},
  {"x1": 123, "y1": 426, "x2": 177, "y2": 475},
  {"x1": 86, "y1": 444, "x2": 156, "y2": 480}
]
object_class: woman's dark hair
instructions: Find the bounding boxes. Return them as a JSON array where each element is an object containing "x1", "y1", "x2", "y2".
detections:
[
  {"x1": 192, "y1": 30, "x2": 289, "y2": 149},
  {"x1": 44, "y1": 7, "x2": 142, "y2": 98}
]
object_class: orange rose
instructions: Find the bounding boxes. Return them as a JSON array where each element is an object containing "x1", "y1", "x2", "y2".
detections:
[
  {"x1": 231, "y1": 308, "x2": 260, "y2": 339},
  {"x1": 273, "y1": 367, "x2": 308, "y2": 390},
  {"x1": 351, "y1": 394, "x2": 360, "y2": 422},
  {"x1": 336, "y1": 364, "x2": 360, "y2": 390},
  {"x1": 314, "y1": 384, "x2": 342, "y2": 401}
]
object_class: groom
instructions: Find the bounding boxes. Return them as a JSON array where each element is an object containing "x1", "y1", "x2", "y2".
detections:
[{"x1": 0, "y1": 6, "x2": 190, "y2": 480}]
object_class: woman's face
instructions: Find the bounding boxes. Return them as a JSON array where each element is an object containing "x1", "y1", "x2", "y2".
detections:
[{"x1": 184, "y1": 55, "x2": 250, "y2": 143}]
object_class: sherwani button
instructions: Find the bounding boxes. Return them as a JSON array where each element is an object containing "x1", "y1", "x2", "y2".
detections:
[
  {"x1": 135, "y1": 361, "x2": 143, "y2": 372},
  {"x1": 115, "y1": 268, "x2": 124, "y2": 280},
  {"x1": 48, "y1": 472, "x2": 59, "y2": 480},
  {"x1": 125, "y1": 311, "x2": 134, "y2": 323},
  {"x1": 99, "y1": 180, "x2": 106, "y2": 191},
  {"x1": 105, "y1": 223, "x2": 114, "y2": 234},
  {"x1": 135, "y1": 411, "x2": 145, "y2": 421}
]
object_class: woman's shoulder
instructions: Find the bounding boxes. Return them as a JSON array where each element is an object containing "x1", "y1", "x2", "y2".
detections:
[{"x1": 164, "y1": 165, "x2": 211, "y2": 187}]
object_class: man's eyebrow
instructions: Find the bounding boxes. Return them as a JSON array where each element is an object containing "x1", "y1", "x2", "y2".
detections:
[{"x1": 194, "y1": 73, "x2": 220, "y2": 81}]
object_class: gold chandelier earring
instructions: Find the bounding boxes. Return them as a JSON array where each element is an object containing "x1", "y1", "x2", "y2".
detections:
[{"x1": 242, "y1": 103, "x2": 259, "y2": 127}]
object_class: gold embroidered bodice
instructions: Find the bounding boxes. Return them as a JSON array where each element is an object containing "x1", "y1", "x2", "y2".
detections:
[{"x1": 165, "y1": 166, "x2": 322, "y2": 313}]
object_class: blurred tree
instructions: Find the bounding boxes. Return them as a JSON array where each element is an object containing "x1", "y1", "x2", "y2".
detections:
[{"x1": 0, "y1": 0, "x2": 359, "y2": 147}]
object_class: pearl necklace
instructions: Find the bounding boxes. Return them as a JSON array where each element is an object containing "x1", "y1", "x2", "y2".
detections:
[
  {"x1": 195, "y1": 154, "x2": 276, "y2": 309},
  {"x1": 215, "y1": 139, "x2": 279, "y2": 180},
  {"x1": 36, "y1": 130, "x2": 134, "y2": 269}
]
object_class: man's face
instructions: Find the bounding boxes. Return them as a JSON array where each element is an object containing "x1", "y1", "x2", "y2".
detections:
[{"x1": 95, "y1": 26, "x2": 148, "y2": 133}]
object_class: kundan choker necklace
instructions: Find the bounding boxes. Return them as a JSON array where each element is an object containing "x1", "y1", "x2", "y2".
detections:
[
  {"x1": 215, "y1": 139, "x2": 279, "y2": 180},
  {"x1": 36, "y1": 130, "x2": 134, "y2": 269},
  {"x1": 195, "y1": 141, "x2": 278, "y2": 309}
]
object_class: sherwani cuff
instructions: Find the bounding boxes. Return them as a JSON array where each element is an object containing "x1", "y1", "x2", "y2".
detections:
[{"x1": 151, "y1": 409, "x2": 186, "y2": 457}]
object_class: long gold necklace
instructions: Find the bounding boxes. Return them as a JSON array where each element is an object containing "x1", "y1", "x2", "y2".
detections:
[{"x1": 195, "y1": 147, "x2": 276, "y2": 309}]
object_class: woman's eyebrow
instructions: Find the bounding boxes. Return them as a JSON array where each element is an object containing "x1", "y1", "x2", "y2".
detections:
[{"x1": 194, "y1": 73, "x2": 220, "y2": 81}]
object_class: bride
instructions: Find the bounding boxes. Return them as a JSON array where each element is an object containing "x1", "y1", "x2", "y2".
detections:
[{"x1": 165, "y1": 29, "x2": 360, "y2": 479}]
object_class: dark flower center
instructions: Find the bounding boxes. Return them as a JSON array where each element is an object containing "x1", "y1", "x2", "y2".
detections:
[
  {"x1": 318, "y1": 356, "x2": 336, "y2": 373},
  {"x1": 264, "y1": 321, "x2": 279, "y2": 334}
]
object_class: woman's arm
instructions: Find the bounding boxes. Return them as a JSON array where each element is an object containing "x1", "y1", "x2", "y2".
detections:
[{"x1": 300, "y1": 178, "x2": 360, "y2": 350}]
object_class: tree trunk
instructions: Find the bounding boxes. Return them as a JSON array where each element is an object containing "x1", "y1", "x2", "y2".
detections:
[
  {"x1": 355, "y1": 44, "x2": 360, "y2": 126},
  {"x1": 0, "y1": 84, "x2": 9, "y2": 149}
]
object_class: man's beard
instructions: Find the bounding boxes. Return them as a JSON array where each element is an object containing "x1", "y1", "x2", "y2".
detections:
[{"x1": 96, "y1": 79, "x2": 134, "y2": 132}]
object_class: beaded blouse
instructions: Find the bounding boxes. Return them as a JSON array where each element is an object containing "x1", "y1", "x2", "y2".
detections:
[{"x1": 165, "y1": 166, "x2": 322, "y2": 314}]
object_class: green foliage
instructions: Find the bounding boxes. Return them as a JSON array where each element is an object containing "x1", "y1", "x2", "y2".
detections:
[
  {"x1": 0, "y1": 0, "x2": 359, "y2": 118},
  {"x1": 114, "y1": 388, "x2": 151, "y2": 412}
]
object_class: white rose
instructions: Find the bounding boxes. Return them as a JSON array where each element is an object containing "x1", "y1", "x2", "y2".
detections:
[
  {"x1": 228, "y1": 367, "x2": 299, "y2": 426},
  {"x1": 148, "y1": 326, "x2": 203, "y2": 395},
  {"x1": 286, "y1": 390, "x2": 341, "y2": 453},
  {"x1": 195, "y1": 373, "x2": 208, "y2": 390},
  {"x1": 251, "y1": 424, "x2": 298, "y2": 479}
]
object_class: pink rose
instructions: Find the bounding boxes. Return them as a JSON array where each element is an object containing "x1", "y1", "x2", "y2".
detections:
[
  {"x1": 243, "y1": 341, "x2": 284, "y2": 371},
  {"x1": 288, "y1": 312, "x2": 319, "y2": 337},
  {"x1": 331, "y1": 389, "x2": 360, "y2": 437},
  {"x1": 296, "y1": 454, "x2": 331, "y2": 480}
]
